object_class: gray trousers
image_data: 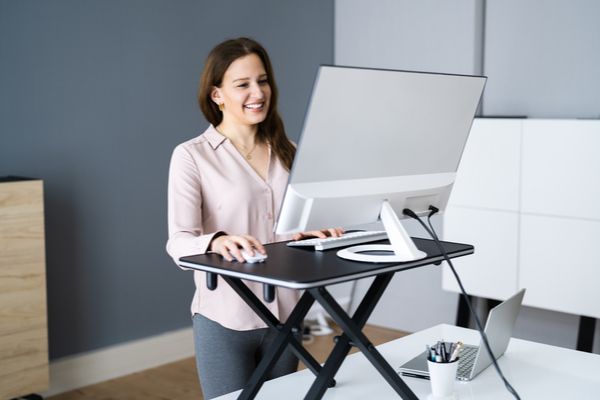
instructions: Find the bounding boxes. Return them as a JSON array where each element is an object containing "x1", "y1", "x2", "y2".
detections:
[{"x1": 192, "y1": 313, "x2": 299, "y2": 399}]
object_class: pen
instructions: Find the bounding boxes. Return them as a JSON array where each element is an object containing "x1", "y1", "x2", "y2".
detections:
[
  {"x1": 440, "y1": 341, "x2": 448, "y2": 362},
  {"x1": 436, "y1": 341, "x2": 443, "y2": 362},
  {"x1": 450, "y1": 341, "x2": 463, "y2": 362},
  {"x1": 401, "y1": 372, "x2": 430, "y2": 380},
  {"x1": 448, "y1": 342, "x2": 456, "y2": 359}
]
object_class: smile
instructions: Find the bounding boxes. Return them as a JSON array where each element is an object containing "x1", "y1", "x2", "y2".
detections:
[{"x1": 244, "y1": 102, "x2": 265, "y2": 110}]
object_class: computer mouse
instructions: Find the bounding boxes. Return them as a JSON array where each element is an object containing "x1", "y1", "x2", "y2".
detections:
[{"x1": 240, "y1": 249, "x2": 267, "y2": 263}]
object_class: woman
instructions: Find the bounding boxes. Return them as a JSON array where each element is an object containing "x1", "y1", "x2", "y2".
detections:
[{"x1": 166, "y1": 37, "x2": 342, "y2": 399}]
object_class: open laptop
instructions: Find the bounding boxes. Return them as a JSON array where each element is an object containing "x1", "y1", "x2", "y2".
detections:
[{"x1": 398, "y1": 289, "x2": 526, "y2": 381}]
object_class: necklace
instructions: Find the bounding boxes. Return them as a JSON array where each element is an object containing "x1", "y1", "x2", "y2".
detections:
[
  {"x1": 217, "y1": 127, "x2": 258, "y2": 160},
  {"x1": 227, "y1": 136, "x2": 258, "y2": 160},
  {"x1": 243, "y1": 141, "x2": 258, "y2": 160}
]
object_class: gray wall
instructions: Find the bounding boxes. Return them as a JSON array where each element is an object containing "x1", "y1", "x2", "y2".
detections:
[
  {"x1": 336, "y1": 0, "x2": 484, "y2": 76},
  {"x1": 483, "y1": 0, "x2": 600, "y2": 118},
  {"x1": 336, "y1": 0, "x2": 600, "y2": 353},
  {"x1": 0, "y1": 0, "x2": 333, "y2": 359}
]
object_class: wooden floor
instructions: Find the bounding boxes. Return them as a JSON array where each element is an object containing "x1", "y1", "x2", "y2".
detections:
[{"x1": 47, "y1": 324, "x2": 408, "y2": 400}]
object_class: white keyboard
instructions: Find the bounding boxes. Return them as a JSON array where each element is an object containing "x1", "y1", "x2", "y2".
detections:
[{"x1": 287, "y1": 231, "x2": 388, "y2": 251}]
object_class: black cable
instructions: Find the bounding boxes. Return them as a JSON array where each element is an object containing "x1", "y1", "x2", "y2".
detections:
[{"x1": 403, "y1": 207, "x2": 521, "y2": 400}]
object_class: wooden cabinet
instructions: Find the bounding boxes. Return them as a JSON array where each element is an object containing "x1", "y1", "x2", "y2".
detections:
[
  {"x1": 442, "y1": 119, "x2": 600, "y2": 319},
  {"x1": 0, "y1": 178, "x2": 49, "y2": 399}
]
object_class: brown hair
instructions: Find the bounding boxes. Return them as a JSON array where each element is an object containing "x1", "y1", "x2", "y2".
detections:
[{"x1": 198, "y1": 37, "x2": 295, "y2": 171}]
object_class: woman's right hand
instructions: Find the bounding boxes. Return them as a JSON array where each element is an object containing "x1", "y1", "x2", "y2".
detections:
[{"x1": 209, "y1": 234, "x2": 266, "y2": 262}]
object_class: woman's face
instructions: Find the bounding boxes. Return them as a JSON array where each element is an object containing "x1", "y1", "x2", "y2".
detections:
[{"x1": 212, "y1": 53, "x2": 271, "y2": 128}]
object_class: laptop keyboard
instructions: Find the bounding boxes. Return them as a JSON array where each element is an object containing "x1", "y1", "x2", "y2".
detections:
[{"x1": 456, "y1": 345, "x2": 479, "y2": 379}]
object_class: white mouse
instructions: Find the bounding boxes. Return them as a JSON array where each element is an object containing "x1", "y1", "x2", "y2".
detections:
[{"x1": 240, "y1": 249, "x2": 268, "y2": 263}]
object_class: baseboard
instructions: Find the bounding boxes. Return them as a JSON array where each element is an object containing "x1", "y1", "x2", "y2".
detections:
[{"x1": 41, "y1": 327, "x2": 195, "y2": 397}]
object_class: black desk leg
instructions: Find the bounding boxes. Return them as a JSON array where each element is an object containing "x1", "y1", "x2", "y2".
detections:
[
  {"x1": 263, "y1": 284, "x2": 275, "y2": 303},
  {"x1": 303, "y1": 273, "x2": 395, "y2": 400},
  {"x1": 237, "y1": 292, "x2": 315, "y2": 400},
  {"x1": 221, "y1": 276, "x2": 325, "y2": 379},
  {"x1": 455, "y1": 293, "x2": 473, "y2": 327},
  {"x1": 577, "y1": 316, "x2": 596, "y2": 353},
  {"x1": 206, "y1": 272, "x2": 217, "y2": 290},
  {"x1": 310, "y1": 285, "x2": 419, "y2": 400}
]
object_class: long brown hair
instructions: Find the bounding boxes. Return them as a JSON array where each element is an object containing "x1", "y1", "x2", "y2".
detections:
[{"x1": 198, "y1": 37, "x2": 295, "y2": 171}]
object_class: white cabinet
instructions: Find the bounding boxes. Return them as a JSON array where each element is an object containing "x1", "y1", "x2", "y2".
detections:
[
  {"x1": 442, "y1": 118, "x2": 521, "y2": 301},
  {"x1": 448, "y1": 118, "x2": 521, "y2": 211},
  {"x1": 443, "y1": 207, "x2": 519, "y2": 300},
  {"x1": 521, "y1": 120, "x2": 600, "y2": 220},
  {"x1": 442, "y1": 118, "x2": 600, "y2": 319},
  {"x1": 520, "y1": 215, "x2": 600, "y2": 317}
]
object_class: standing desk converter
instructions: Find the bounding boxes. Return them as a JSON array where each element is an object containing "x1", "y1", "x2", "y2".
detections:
[{"x1": 179, "y1": 238, "x2": 474, "y2": 400}]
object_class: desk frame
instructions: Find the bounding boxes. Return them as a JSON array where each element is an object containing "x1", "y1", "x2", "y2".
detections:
[{"x1": 179, "y1": 239, "x2": 473, "y2": 400}]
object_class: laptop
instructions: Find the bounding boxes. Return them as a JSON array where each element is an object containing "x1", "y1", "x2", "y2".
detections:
[{"x1": 398, "y1": 289, "x2": 525, "y2": 381}]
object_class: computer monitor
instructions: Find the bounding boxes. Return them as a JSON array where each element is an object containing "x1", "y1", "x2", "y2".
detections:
[{"x1": 275, "y1": 66, "x2": 486, "y2": 263}]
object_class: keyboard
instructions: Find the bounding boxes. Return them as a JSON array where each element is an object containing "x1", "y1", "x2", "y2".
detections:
[
  {"x1": 456, "y1": 345, "x2": 479, "y2": 379},
  {"x1": 286, "y1": 231, "x2": 388, "y2": 251}
]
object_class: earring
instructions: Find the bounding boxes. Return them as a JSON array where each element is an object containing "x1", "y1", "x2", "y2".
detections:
[{"x1": 218, "y1": 103, "x2": 224, "y2": 112}]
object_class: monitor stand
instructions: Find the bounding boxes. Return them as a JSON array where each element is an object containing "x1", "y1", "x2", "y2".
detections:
[{"x1": 337, "y1": 200, "x2": 427, "y2": 263}]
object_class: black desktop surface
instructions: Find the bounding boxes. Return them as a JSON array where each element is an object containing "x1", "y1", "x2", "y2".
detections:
[{"x1": 179, "y1": 238, "x2": 473, "y2": 289}]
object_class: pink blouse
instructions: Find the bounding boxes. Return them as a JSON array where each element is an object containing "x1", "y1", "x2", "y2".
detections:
[{"x1": 166, "y1": 125, "x2": 299, "y2": 330}]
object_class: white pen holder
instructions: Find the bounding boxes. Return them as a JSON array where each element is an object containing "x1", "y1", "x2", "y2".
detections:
[{"x1": 427, "y1": 359, "x2": 458, "y2": 399}]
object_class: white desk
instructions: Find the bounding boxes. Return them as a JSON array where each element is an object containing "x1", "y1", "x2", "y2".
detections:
[{"x1": 216, "y1": 324, "x2": 600, "y2": 400}]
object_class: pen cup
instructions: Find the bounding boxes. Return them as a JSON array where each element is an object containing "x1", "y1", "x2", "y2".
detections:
[{"x1": 427, "y1": 358, "x2": 458, "y2": 398}]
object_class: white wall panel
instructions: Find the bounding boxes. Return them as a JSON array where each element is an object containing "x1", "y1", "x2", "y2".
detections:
[
  {"x1": 449, "y1": 118, "x2": 521, "y2": 211},
  {"x1": 521, "y1": 120, "x2": 600, "y2": 220},
  {"x1": 443, "y1": 206, "x2": 519, "y2": 300},
  {"x1": 519, "y1": 215, "x2": 600, "y2": 318},
  {"x1": 367, "y1": 265, "x2": 459, "y2": 334}
]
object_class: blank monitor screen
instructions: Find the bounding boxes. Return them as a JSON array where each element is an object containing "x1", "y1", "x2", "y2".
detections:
[{"x1": 275, "y1": 66, "x2": 486, "y2": 239}]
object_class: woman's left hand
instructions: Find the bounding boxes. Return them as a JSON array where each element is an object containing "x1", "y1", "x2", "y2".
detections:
[{"x1": 292, "y1": 227, "x2": 345, "y2": 241}]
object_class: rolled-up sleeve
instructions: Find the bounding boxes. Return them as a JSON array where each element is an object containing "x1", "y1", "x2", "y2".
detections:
[{"x1": 166, "y1": 145, "x2": 220, "y2": 267}]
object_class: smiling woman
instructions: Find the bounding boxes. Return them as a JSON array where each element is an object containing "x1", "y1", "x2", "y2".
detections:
[
  {"x1": 166, "y1": 37, "x2": 341, "y2": 400},
  {"x1": 211, "y1": 53, "x2": 272, "y2": 171},
  {"x1": 212, "y1": 54, "x2": 272, "y2": 132},
  {"x1": 198, "y1": 38, "x2": 295, "y2": 174}
]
